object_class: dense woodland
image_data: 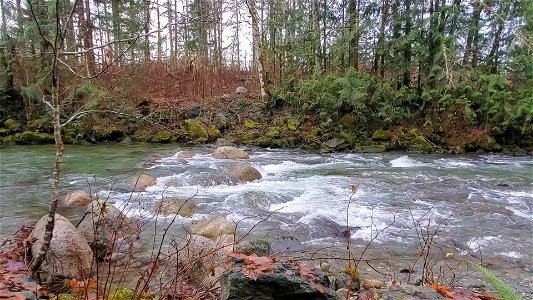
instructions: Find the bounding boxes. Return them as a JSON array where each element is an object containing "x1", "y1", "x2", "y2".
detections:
[{"x1": 0, "y1": 0, "x2": 532, "y2": 152}]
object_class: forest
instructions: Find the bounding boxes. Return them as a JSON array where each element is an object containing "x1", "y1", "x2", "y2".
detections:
[{"x1": 0, "y1": 0, "x2": 532, "y2": 153}]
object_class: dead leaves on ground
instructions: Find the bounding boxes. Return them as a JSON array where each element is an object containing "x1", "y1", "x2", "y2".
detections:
[{"x1": 431, "y1": 283, "x2": 497, "y2": 300}]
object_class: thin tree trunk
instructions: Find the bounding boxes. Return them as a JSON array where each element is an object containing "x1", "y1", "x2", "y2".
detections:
[
  {"x1": 246, "y1": 0, "x2": 269, "y2": 100},
  {"x1": 373, "y1": 0, "x2": 388, "y2": 77},
  {"x1": 157, "y1": 0, "x2": 161, "y2": 61},
  {"x1": 463, "y1": 0, "x2": 482, "y2": 65},
  {"x1": 144, "y1": 0, "x2": 151, "y2": 62},
  {"x1": 487, "y1": 0, "x2": 510, "y2": 72},
  {"x1": 403, "y1": 0, "x2": 412, "y2": 87}
]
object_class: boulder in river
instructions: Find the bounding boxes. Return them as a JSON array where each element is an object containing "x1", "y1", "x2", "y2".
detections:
[
  {"x1": 133, "y1": 174, "x2": 156, "y2": 192},
  {"x1": 190, "y1": 216, "x2": 236, "y2": 239},
  {"x1": 271, "y1": 236, "x2": 305, "y2": 255},
  {"x1": 324, "y1": 138, "x2": 346, "y2": 150},
  {"x1": 155, "y1": 197, "x2": 198, "y2": 217},
  {"x1": 30, "y1": 214, "x2": 93, "y2": 280},
  {"x1": 212, "y1": 146, "x2": 249, "y2": 159},
  {"x1": 221, "y1": 256, "x2": 337, "y2": 300},
  {"x1": 229, "y1": 163, "x2": 262, "y2": 183},
  {"x1": 63, "y1": 189, "x2": 93, "y2": 206},
  {"x1": 77, "y1": 201, "x2": 140, "y2": 258}
]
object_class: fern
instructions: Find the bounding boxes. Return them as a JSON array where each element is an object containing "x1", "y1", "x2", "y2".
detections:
[{"x1": 470, "y1": 262, "x2": 521, "y2": 300}]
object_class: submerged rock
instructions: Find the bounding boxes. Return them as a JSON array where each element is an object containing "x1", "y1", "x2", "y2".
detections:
[
  {"x1": 212, "y1": 146, "x2": 249, "y2": 159},
  {"x1": 77, "y1": 201, "x2": 140, "y2": 258},
  {"x1": 63, "y1": 189, "x2": 93, "y2": 206},
  {"x1": 190, "y1": 216, "x2": 236, "y2": 239},
  {"x1": 229, "y1": 163, "x2": 262, "y2": 183},
  {"x1": 221, "y1": 257, "x2": 337, "y2": 300},
  {"x1": 133, "y1": 174, "x2": 156, "y2": 192},
  {"x1": 154, "y1": 197, "x2": 198, "y2": 217},
  {"x1": 30, "y1": 214, "x2": 93, "y2": 280}
]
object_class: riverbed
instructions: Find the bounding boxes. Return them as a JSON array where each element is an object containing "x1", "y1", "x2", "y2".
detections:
[{"x1": 1, "y1": 144, "x2": 531, "y2": 293}]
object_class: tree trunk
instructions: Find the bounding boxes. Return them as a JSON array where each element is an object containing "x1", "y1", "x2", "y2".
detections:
[
  {"x1": 403, "y1": 0, "x2": 412, "y2": 87},
  {"x1": 487, "y1": 0, "x2": 510, "y2": 73},
  {"x1": 112, "y1": 0, "x2": 121, "y2": 62},
  {"x1": 348, "y1": 0, "x2": 359, "y2": 69},
  {"x1": 373, "y1": 0, "x2": 388, "y2": 77},
  {"x1": 463, "y1": 0, "x2": 482, "y2": 65},
  {"x1": 246, "y1": 0, "x2": 270, "y2": 101},
  {"x1": 144, "y1": 0, "x2": 151, "y2": 62},
  {"x1": 157, "y1": 0, "x2": 161, "y2": 61}
]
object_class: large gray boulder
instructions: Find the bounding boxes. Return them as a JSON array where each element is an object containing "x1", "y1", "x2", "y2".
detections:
[
  {"x1": 190, "y1": 216, "x2": 236, "y2": 239},
  {"x1": 63, "y1": 189, "x2": 92, "y2": 206},
  {"x1": 212, "y1": 146, "x2": 249, "y2": 159},
  {"x1": 229, "y1": 164, "x2": 262, "y2": 183},
  {"x1": 30, "y1": 214, "x2": 93, "y2": 280},
  {"x1": 77, "y1": 201, "x2": 140, "y2": 258},
  {"x1": 133, "y1": 174, "x2": 156, "y2": 192},
  {"x1": 221, "y1": 257, "x2": 337, "y2": 300},
  {"x1": 155, "y1": 197, "x2": 198, "y2": 217}
]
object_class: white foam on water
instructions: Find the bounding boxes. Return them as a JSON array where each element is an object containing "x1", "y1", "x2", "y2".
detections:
[
  {"x1": 390, "y1": 155, "x2": 425, "y2": 168},
  {"x1": 436, "y1": 158, "x2": 477, "y2": 168},
  {"x1": 498, "y1": 251, "x2": 523, "y2": 259},
  {"x1": 467, "y1": 236, "x2": 501, "y2": 250},
  {"x1": 506, "y1": 206, "x2": 533, "y2": 221}
]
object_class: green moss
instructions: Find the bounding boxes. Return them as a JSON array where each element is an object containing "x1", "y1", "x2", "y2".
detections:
[
  {"x1": 4, "y1": 119, "x2": 20, "y2": 132},
  {"x1": 182, "y1": 118, "x2": 208, "y2": 140},
  {"x1": 27, "y1": 116, "x2": 53, "y2": 133},
  {"x1": 92, "y1": 125, "x2": 123, "y2": 142},
  {"x1": 150, "y1": 130, "x2": 175, "y2": 143},
  {"x1": 372, "y1": 129, "x2": 391, "y2": 141},
  {"x1": 108, "y1": 288, "x2": 134, "y2": 300},
  {"x1": 244, "y1": 119, "x2": 259, "y2": 129},
  {"x1": 267, "y1": 127, "x2": 280, "y2": 138},
  {"x1": 287, "y1": 118, "x2": 300, "y2": 131},
  {"x1": 132, "y1": 129, "x2": 152, "y2": 142},
  {"x1": 50, "y1": 293, "x2": 75, "y2": 300},
  {"x1": 12, "y1": 131, "x2": 54, "y2": 144},
  {"x1": 207, "y1": 125, "x2": 222, "y2": 141},
  {"x1": 63, "y1": 122, "x2": 85, "y2": 144},
  {"x1": 410, "y1": 135, "x2": 433, "y2": 152}
]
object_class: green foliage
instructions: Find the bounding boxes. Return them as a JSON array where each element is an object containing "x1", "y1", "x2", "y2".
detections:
[
  {"x1": 108, "y1": 288, "x2": 134, "y2": 300},
  {"x1": 471, "y1": 263, "x2": 521, "y2": 300}
]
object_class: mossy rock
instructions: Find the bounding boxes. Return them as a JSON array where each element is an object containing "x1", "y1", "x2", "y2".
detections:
[
  {"x1": 302, "y1": 133, "x2": 322, "y2": 149},
  {"x1": 63, "y1": 122, "x2": 85, "y2": 144},
  {"x1": 150, "y1": 130, "x2": 175, "y2": 143},
  {"x1": 11, "y1": 131, "x2": 54, "y2": 144},
  {"x1": 409, "y1": 135, "x2": 433, "y2": 152},
  {"x1": 340, "y1": 131, "x2": 357, "y2": 147},
  {"x1": 244, "y1": 119, "x2": 260, "y2": 129},
  {"x1": 4, "y1": 118, "x2": 21, "y2": 132},
  {"x1": 372, "y1": 130, "x2": 391, "y2": 141},
  {"x1": 132, "y1": 129, "x2": 152, "y2": 142},
  {"x1": 182, "y1": 118, "x2": 208, "y2": 140},
  {"x1": 339, "y1": 113, "x2": 358, "y2": 131},
  {"x1": 108, "y1": 289, "x2": 134, "y2": 300},
  {"x1": 267, "y1": 127, "x2": 280, "y2": 138},
  {"x1": 207, "y1": 125, "x2": 222, "y2": 141},
  {"x1": 92, "y1": 125, "x2": 123, "y2": 142},
  {"x1": 27, "y1": 116, "x2": 53, "y2": 133},
  {"x1": 287, "y1": 118, "x2": 300, "y2": 131}
]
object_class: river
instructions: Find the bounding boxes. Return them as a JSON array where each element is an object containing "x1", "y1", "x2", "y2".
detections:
[{"x1": 0, "y1": 144, "x2": 532, "y2": 292}]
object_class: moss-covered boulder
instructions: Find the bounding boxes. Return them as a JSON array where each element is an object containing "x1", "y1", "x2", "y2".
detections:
[
  {"x1": 207, "y1": 125, "x2": 222, "y2": 141},
  {"x1": 150, "y1": 130, "x2": 175, "y2": 143},
  {"x1": 27, "y1": 116, "x2": 53, "y2": 133},
  {"x1": 132, "y1": 129, "x2": 152, "y2": 142},
  {"x1": 92, "y1": 125, "x2": 124, "y2": 142},
  {"x1": 372, "y1": 129, "x2": 391, "y2": 141},
  {"x1": 63, "y1": 122, "x2": 85, "y2": 144},
  {"x1": 339, "y1": 113, "x2": 359, "y2": 131},
  {"x1": 287, "y1": 118, "x2": 300, "y2": 131},
  {"x1": 267, "y1": 127, "x2": 281, "y2": 138},
  {"x1": 243, "y1": 119, "x2": 259, "y2": 129},
  {"x1": 182, "y1": 118, "x2": 208, "y2": 140},
  {"x1": 10, "y1": 131, "x2": 55, "y2": 144},
  {"x1": 4, "y1": 118, "x2": 21, "y2": 132},
  {"x1": 214, "y1": 112, "x2": 238, "y2": 131}
]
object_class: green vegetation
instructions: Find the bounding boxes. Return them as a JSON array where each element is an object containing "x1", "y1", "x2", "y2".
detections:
[{"x1": 471, "y1": 263, "x2": 522, "y2": 300}]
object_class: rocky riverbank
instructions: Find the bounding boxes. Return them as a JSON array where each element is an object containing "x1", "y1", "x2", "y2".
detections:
[{"x1": 1, "y1": 93, "x2": 532, "y2": 156}]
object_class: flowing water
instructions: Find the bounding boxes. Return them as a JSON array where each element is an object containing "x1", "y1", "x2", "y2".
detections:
[{"x1": 1, "y1": 144, "x2": 532, "y2": 292}]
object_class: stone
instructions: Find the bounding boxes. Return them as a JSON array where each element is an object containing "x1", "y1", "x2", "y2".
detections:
[
  {"x1": 212, "y1": 146, "x2": 249, "y2": 159},
  {"x1": 244, "y1": 120, "x2": 259, "y2": 129},
  {"x1": 154, "y1": 197, "x2": 198, "y2": 217},
  {"x1": 271, "y1": 236, "x2": 305, "y2": 255},
  {"x1": 325, "y1": 138, "x2": 346, "y2": 149},
  {"x1": 214, "y1": 112, "x2": 239, "y2": 131},
  {"x1": 182, "y1": 118, "x2": 208, "y2": 140},
  {"x1": 63, "y1": 189, "x2": 93, "y2": 206},
  {"x1": 180, "y1": 106, "x2": 204, "y2": 119},
  {"x1": 177, "y1": 151, "x2": 196, "y2": 158},
  {"x1": 235, "y1": 239, "x2": 271, "y2": 256},
  {"x1": 382, "y1": 284, "x2": 441, "y2": 300},
  {"x1": 371, "y1": 130, "x2": 391, "y2": 141},
  {"x1": 133, "y1": 174, "x2": 156, "y2": 192},
  {"x1": 11, "y1": 131, "x2": 54, "y2": 145},
  {"x1": 150, "y1": 130, "x2": 175, "y2": 143},
  {"x1": 235, "y1": 86, "x2": 248, "y2": 95},
  {"x1": 362, "y1": 279, "x2": 385, "y2": 290},
  {"x1": 77, "y1": 201, "x2": 140, "y2": 258},
  {"x1": 336, "y1": 288, "x2": 349, "y2": 300},
  {"x1": 229, "y1": 164, "x2": 262, "y2": 183},
  {"x1": 221, "y1": 257, "x2": 337, "y2": 300},
  {"x1": 30, "y1": 214, "x2": 93, "y2": 280},
  {"x1": 287, "y1": 118, "x2": 300, "y2": 131},
  {"x1": 190, "y1": 216, "x2": 236, "y2": 239}
]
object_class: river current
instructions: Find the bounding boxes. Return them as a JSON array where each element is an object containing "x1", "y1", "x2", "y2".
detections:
[{"x1": 1, "y1": 144, "x2": 532, "y2": 292}]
